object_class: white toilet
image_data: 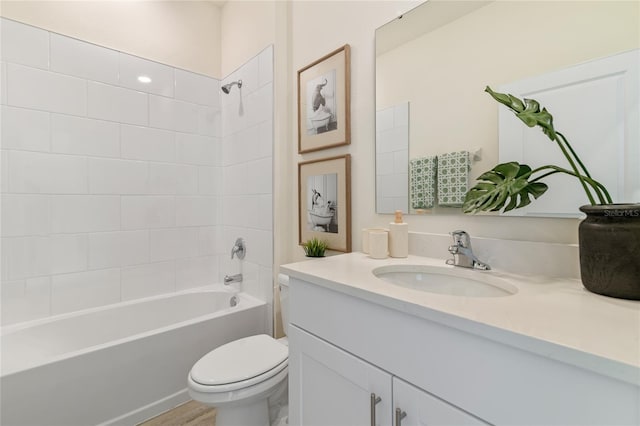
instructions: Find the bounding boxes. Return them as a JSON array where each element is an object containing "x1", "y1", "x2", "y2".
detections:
[{"x1": 188, "y1": 274, "x2": 290, "y2": 426}]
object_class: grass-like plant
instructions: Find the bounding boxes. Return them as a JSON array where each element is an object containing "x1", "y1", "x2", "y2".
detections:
[
  {"x1": 463, "y1": 86, "x2": 612, "y2": 214},
  {"x1": 302, "y1": 237, "x2": 328, "y2": 257}
]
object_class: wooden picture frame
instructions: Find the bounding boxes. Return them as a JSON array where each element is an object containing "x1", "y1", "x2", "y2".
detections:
[
  {"x1": 297, "y1": 44, "x2": 351, "y2": 154},
  {"x1": 298, "y1": 154, "x2": 351, "y2": 253}
]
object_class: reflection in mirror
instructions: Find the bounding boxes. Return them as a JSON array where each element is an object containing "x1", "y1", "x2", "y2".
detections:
[{"x1": 375, "y1": 0, "x2": 639, "y2": 216}]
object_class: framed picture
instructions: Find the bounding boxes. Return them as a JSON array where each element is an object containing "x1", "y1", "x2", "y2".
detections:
[
  {"x1": 298, "y1": 154, "x2": 351, "y2": 252},
  {"x1": 297, "y1": 44, "x2": 351, "y2": 153}
]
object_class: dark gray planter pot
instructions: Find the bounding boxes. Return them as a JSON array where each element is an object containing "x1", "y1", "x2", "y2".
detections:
[{"x1": 578, "y1": 204, "x2": 640, "y2": 300}]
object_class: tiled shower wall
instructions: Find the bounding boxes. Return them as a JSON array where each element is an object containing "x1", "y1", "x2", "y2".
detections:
[
  {"x1": 219, "y1": 46, "x2": 274, "y2": 318},
  {"x1": 0, "y1": 18, "x2": 274, "y2": 326}
]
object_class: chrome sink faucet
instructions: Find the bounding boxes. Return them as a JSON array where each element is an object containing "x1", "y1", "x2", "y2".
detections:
[{"x1": 446, "y1": 230, "x2": 491, "y2": 270}]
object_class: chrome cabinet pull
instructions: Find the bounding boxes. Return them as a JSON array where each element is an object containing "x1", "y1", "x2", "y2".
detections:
[
  {"x1": 370, "y1": 393, "x2": 382, "y2": 426},
  {"x1": 395, "y1": 408, "x2": 407, "y2": 426}
]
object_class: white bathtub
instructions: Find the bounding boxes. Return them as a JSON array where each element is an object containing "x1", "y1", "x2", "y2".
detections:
[{"x1": 0, "y1": 287, "x2": 267, "y2": 426}]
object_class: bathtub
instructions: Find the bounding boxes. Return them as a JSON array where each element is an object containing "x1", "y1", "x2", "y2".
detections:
[{"x1": 0, "y1": 287, "x2": 267, "y2": 426}]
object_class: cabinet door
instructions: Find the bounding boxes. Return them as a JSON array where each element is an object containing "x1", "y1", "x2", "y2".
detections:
[
  {"x1": 289, "y1": 325, "x2": 393, "y2": 426},
  {"x1": 393, "y1": 378, "x2": 488, "y2": 426}
]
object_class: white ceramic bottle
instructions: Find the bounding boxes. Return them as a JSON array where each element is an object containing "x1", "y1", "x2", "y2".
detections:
[{"x1": 389, "y1": 210, "x2": 408, "y2": 258}]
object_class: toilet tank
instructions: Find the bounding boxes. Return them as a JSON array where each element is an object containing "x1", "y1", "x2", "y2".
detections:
[{"x1": 278, "y1": 274, "x2": 290, "y2": 336}]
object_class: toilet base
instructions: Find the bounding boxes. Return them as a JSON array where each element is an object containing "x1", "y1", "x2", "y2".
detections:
[{"x1": 216, "y1": 399, "x2": 269, "y2": 426}]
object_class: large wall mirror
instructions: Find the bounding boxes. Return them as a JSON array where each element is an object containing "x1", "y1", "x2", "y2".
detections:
[{"x1": 375, "y1": 0, "x2": 639, "y2": 217}]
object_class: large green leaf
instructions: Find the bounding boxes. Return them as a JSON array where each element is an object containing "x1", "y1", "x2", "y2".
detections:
[
  {"x1": 485, "y1": 86, "x2": 557, "y2": 140},
  {"x1": 462, "y1": 162, "x2": 548, "y2": 214}
]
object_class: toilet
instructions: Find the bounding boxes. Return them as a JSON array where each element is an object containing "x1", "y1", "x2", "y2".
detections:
[{"x1": 188, "y1": 274, "x2": 290, "y2": 426}]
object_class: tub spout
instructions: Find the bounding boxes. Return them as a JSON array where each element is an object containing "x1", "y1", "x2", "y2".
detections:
[{"x1": 224, "y1": 274, "x2": 243, "y2": 285}]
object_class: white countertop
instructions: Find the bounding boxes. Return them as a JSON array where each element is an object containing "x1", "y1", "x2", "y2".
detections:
[{"x1": 280, "y1": 253, "x2": 640, "y2": 384}]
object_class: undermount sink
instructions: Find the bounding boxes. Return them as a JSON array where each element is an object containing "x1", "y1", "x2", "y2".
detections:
[{"x1": 373, "y1": 265, "x2": 517, "y2": 297}]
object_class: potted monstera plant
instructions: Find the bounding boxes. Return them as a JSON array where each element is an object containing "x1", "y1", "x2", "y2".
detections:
[{"x1": 463, "y1": 87, "x2": 640, "y2": 300}]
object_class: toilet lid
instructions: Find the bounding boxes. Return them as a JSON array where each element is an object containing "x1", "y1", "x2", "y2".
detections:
[{"x1": 190, "y1": 334, "x2": 288, "y2": 386}]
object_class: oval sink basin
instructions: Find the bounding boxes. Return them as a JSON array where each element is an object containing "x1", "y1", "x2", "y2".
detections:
[{"x1": 373, "y1": 265, "x2": 517, "y2": 297}]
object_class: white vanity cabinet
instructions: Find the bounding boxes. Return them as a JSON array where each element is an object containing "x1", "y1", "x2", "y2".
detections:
[
  {"x1": 289, "y1": 325, "x2": 486, "y2": 426},
  {"x1": 286, "y1": 275, "x2": 640, "y2": 426}
]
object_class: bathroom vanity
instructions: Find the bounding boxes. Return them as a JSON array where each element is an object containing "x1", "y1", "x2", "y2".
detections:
[{"x1": 280, "y1": 253, "x2": 640, "y2": 425}]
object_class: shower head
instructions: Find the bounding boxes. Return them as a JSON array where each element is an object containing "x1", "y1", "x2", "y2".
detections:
[{"x1": 221, "y1": 80, "x2": 243, "y2": 94}]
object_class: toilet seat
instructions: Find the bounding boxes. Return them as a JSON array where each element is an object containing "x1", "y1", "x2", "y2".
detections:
[{"x1": 190, "y1": 334, "x2": 288, "y2": 393}]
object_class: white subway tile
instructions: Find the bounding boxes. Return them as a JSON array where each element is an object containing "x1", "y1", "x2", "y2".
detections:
[
  {"x1": 87, "y1": 81, "x2": 148, "y2": 126},
  {"x1": 393, "y1": 149, "x2": 408, "y2": 173},
  {"x1": 257, "y1": 120, "x2": 273, "y2": 159},
  {"x1": 1, "y1": 277, "x2": 50, "y2": 325},
  {"x1": 3, "y1": 236, "x2": 51, "y2": 279},
  {"x1": 89, "y1": 158, "x2": 148, "y2": 194},
  {"x1": 198, "y1": 226, "x2": 218, "y2": 256},
  {"x1": 149, "y1": 95, "x2": 198, "y2": 133},
  {"x1": 7, "y1": 63, "x2": 86, "y2": 116},
  {"x1": 176, "y1": 133, "x2": 216, "y2": 166},
  {"x1": 1, "y1": 19, "x2": 49, "y2": 70},
  {"x1": 174, "y1": 69, "x2": 218, "y2": 106},
  {"x1": 258, "y1": 46, "x2": 273, "y2": 88},
  {"x1": 197, "y1": 106, "x2": 219, "y2": 137},
  {"x1": 119, "y1": 53, "x2": 174, "y2": 97},
  {"x1": 243, "y1": 228, "x2": 272, "y2": 267},
  {"x1": 51, "y1": 195, "x2": 120, "y2": 233},
  {"x1": 1, "y1": 150, "x2": 9, "y2": 192},
  {"x1": 246, "y1": 82, "x2": 272, "y2": 127},
  {"x1": 51, "y1": 268, "x2": 120, "y2": 315},
  {"x1": 49, "y1": 234, "x2": 88, "y2": 275},
  {"x1": 149, "y1": 228, "x2": 198, "y2": 262},
  {"x1": 175, "y1": 256, "x2": 217, "y2": 290},
  {"x1": 121, "y1": 196, "x2": 175, "y2": 230},
  {"x1": 50, "y1": 34, "x2": 119, "y2": 85},
  {"x1": 176, "y1": 196, "x2": 216, "y2": 227},
  {"x1": 51, "y1": 114, "x2": 120, "y2": 158},
  {"x1": 197, "y1": 166, "x2": 220, "y2": 195},
  {"x1": 394, "y1": 102, "x2": 409, "y2": 127},
  {"x1": 222, "y1": 196, "x2": 252, "y2": 228},
  {"x1": 9, "y1": 151, "x2": 87, "y2": 194},
  {"x1": 376, "y1": 153, "x2": 395, "y2": 176},
  {"x1": 376, "y1": 107, "x2": 394, "y2": 133},
  {"x1": 1, "y1": 106, "x2": 50, "y2": 152},
  {"x1": 1, "y1": 194, "x2": 51, "y2": 236},
  {"x1": 176, "y1": 164, "x2": 199, "y2": 195},
  {"x1": 88, "y1": 230, "x2": 149, "y2": 269},
  {"x1": 222, "y1": 131, "x2": 243, "y2": 166},
  {"x1": 223, "y1": 163, "x2": 247, "y2": 196},
  {"x1": 1, "y1": 62, "x2": 7, "y2": 105},
  {"x1": 256, "y1": 194, "x2": 273, "y2": 231},
  {"x1": 246, "y1": 157, "x2": 272, "y2": 195},
  {"x1": 148, "y1": 163, "x2": 176, "y2": 195},
  {"x1": 121, "y1": 124, "x2": 175, "y2": 162},
  {"x1": 121, "y1": 261, "x2": 175, "y2": 300}
]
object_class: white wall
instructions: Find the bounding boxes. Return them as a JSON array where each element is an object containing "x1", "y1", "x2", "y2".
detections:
[
  {"x1": 1, "y1": 18, "x2": 222, "y2": 324},
  {"x1": 286, "y1": 0, "x2": 614, "y2": 264},
  {"x1": 0, "y1": 1, "x2": 222, "y2": 77}
]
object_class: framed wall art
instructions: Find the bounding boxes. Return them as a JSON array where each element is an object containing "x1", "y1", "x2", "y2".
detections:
[
  {"x1": 297, "y1": 44, "x2": 351, "y2": 153},
  {"x1": 298, "y1": 154, "x2": 351, "y2": 253}
]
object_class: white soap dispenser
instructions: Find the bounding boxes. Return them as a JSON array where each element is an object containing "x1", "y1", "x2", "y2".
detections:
[{"x1": 389, "y1": 210, "x2": 408, "y2": 258}]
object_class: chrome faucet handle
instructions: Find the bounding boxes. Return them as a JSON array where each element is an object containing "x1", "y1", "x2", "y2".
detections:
[
  {"x1": 231, "y1": 238, "x2": 246, "y2": 260},
  {"x1": 446, "y1": 230, "x2": 491, "y2": 270},
  {"x1": 450, "y1": 230, "x2": 471, "y2": 247}
]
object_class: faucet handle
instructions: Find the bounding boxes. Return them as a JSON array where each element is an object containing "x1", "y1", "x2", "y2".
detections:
[
  {"x1": 450, "y1": 230, "x2": 470, "y2": 246},
  {"x1": 231, "y1": 238, "x2": 246, "y2": 260}
]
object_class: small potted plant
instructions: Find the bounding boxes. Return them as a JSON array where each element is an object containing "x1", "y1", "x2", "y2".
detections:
[
  {"x1": 302, "y1": 237, "x2": 329, "y2": 258},
  {"x1": 463, "y1": 86, "x2": 640, "y2": 300}
]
